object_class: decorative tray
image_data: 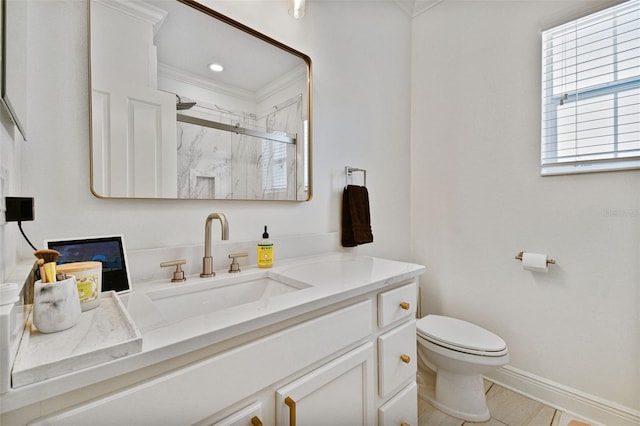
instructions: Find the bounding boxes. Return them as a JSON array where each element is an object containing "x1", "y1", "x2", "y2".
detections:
[{"x1": 12, "y1": 291, "x2": 142, "y2": 388}]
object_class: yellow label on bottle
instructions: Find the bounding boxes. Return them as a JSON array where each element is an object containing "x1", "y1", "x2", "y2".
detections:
[
  {"x1": 76, "y1": 274, "x2": 99, "y2": 303},
  {"x1": 257, "y1": 244, "x2": 273, "y2": 268}
]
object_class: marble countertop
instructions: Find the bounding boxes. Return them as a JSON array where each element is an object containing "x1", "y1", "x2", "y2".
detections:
[
  {"x1": 12, "y1": 292, "x2": 142, "y2": 388},
  {"x1": 1, "y1": 252, "x2": 425, "y2": 412}
]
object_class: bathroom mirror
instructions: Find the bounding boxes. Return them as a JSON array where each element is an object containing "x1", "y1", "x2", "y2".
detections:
[
  {"x1": 89, "y1": 0, "x2": 311, "y2": 201},
  {"x1": 1, "y1": 0, "x2": 28, "y2": 140}
]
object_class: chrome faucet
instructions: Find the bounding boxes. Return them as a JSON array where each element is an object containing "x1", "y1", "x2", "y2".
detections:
[{"x1": 201, "y1": 213, "x2": 229, "y2": 277}]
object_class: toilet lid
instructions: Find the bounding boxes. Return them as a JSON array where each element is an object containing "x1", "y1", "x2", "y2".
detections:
[{"x1": 417, "y1": 315, "x2": 507, "y2": 354}]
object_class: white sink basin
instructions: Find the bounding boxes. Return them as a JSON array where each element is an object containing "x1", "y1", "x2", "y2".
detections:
[{"x1": 147, "y1": 276, "x2": 306, "y2": 323}]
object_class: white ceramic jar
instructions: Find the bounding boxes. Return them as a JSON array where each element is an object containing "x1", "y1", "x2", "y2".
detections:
[{"x1": 33, "y1": 276, "x2": 82, "y2": 333}]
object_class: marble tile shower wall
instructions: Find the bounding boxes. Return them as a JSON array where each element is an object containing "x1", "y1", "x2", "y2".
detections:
[{"x1": 176, "y1": 96, "x2": 301, "y2": 200}]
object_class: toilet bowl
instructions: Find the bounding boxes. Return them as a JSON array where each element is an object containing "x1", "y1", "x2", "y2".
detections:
[{"x1": 416, "y1": 315, "x2": 509, "y2": 422}]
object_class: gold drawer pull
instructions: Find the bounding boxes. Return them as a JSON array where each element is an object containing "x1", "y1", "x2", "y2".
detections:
[
  {"x1": 401, "y1": 423, "x2": 410, "y2": 426},
  {"x1": 400, "y1": 354, "x2": 411, "y2": 364},
  {"x1": 251, "y1": 416, "x2": 263, "y2": 426},
  {"x1": 285, "y1": 396, "x2": 297, "y2": 426},
  {"x1": 399, "y1": 302, "x2": 410, "y2": 310}
]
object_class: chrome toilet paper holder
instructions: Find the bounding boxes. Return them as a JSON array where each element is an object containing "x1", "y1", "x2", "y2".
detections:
[{"x1": 515, "y1": 251, "x2": 556, "y2": 266}]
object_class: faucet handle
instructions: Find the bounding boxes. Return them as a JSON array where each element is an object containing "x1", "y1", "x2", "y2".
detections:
[
  {"x1": 228, "y1": 252, "x2": 248, "y2": 273},
  {"x1": 160, "y1": 259, "x2": 187, "y2": 282}
]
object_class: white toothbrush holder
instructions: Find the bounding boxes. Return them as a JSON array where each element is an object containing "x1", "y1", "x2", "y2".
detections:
[{"x1": 33, "y1": 276, "x2": 82, "y2": 333}]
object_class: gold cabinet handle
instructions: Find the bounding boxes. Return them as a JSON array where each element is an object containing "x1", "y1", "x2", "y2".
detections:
[
  {"x1": 401, "y1": 423, "x2": 410, "y2": 426},
  {"x1": 400, "y1": 354, "x2": 411, "y2": 364},
  {"x1": 251, "y1": 416, "x2": 263, "y2": 426},
  {"x1": 399, "y1": 302, "x2": 410, "y2": 310},
  {"x1": 284, "y1": 396, "x2": 297, "y2": 426}
]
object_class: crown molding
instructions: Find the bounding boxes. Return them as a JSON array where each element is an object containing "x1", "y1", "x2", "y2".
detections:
[
  {"x1": 158, "y1": 63, "x2": 256, "y2": 103},
  {"x1": 94, "y1": 0, "x2": 167, "y2": 33},
  {"x1": 393, "y1": 0, "x2": 445, "y2": 18}
]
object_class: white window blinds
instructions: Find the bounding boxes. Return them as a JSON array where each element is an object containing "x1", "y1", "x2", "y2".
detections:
[
  {"x1": 541, "y1": 0, "x2": 640, "y2": 175},
  {"x1": 261, "y1": 140, "x2": 288, "y2": 192}
]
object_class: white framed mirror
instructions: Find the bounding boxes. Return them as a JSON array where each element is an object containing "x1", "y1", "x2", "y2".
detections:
[
  {"x1": 1, "y1": 0, "x2": 28, "y2": 140},
  {"x1": 89, "y1": 0, "x2": 312, "y2": 201}
]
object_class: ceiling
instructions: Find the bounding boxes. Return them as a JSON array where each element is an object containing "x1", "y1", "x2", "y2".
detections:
[
  {"x1": 148, "y1": 0, "x2": 304, "y2": 95},
  {"x1": 144, "y1": 0, "x2": 442, "y2": 97}
]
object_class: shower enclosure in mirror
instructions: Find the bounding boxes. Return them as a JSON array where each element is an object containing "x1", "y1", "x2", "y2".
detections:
[{"x1": 89, "y1": 0, "x2": 312, "y2": 201}]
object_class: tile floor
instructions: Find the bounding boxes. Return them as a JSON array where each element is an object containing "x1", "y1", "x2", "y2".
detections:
[{"x1": 417, "y1": 367, "x2": 594, "y2": 426}]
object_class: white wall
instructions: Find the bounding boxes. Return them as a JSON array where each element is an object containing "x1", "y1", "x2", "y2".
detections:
[
  {"x1": 0, "y1": 0, "x2": 30, "y2": 283},
  {"x1": 3, "y1": 0, "x2": 412, "y2": 282},
  {"x1": 0, "y1": 108, "x2": 23, "y2": 282},
  {"x1": 411, "y1": 0, "x2": 640, "y2": 414}
]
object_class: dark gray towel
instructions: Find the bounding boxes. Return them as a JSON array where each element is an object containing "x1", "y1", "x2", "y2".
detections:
[{"x1": 342, "y1": 185, "x2": 373, "y2": 247}]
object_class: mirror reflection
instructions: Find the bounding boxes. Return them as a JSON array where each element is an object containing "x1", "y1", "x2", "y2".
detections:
[
  {"x1": 89, "y1": 0, "x2": 311, "y2": 200},
  {"x1": 1, "y1": 0, "x2": 28, "y2": 140}
]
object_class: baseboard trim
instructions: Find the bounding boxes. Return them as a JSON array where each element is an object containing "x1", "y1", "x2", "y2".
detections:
[{"x1": 486, "y1": 365, "x2": 640, "y2": 426}]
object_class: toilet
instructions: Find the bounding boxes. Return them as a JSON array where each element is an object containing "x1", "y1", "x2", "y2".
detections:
[{"x1": 416, "y1": 315, "x2": 509, "y2": 422}]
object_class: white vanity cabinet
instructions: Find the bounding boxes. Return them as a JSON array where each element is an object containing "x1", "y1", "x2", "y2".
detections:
[{"x1": 19, "y1": 280, "x2": 419, "y2": 426}]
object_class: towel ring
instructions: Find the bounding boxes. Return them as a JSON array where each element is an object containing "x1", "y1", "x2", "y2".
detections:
[{"x1": 345, "y1": 166, "x2": 367, "y2": 187}]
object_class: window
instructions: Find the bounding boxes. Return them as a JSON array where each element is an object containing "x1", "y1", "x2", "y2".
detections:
[
  {"x1": 261, "y1": 140, "x2": 288, "y2": 192},
  {"x1": 541, "y1": 0, "x2": 640, "y2": 175}
]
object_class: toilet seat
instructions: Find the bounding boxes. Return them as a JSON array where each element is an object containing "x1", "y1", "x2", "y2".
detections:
[{"x1": 417, "y1": 315, "x2": 508, "y2": 357}]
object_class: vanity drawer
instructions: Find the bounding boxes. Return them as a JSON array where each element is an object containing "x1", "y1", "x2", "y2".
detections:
[
  {"x1": 210, "y1": 402, "x2": 263, "y2": 426},
  {"x1": 378, "y1": 320, "x2": 416, "y2": 398},
  {"x1": 378, "y1": 382, "x2": 417, "y2": 426},
  {"x1": 378, "y1": 282, "x2": 416, "y2": 328}
]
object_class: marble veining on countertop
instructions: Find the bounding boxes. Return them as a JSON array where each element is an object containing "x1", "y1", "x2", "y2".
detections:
[{"x1": 11, "y1": 291, "x2": 142, "y2": 388}]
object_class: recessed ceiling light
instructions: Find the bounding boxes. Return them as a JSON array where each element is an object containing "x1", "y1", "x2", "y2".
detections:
[{"x1": 209, "y1": 63, "x2": 224, "y2": 72}]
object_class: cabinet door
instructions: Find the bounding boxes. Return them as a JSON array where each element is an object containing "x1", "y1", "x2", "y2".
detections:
[
  {"x1": 91, "y1": 1, "x2": 177, "y2": 198},
  {"x1": 276, "y1": 343, "x2": 375, "y2": 426}
]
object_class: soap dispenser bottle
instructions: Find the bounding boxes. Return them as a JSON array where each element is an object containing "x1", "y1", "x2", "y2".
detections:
[{"x1": 257, "y1": 226, "x2": 274, "y2": 268}]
